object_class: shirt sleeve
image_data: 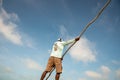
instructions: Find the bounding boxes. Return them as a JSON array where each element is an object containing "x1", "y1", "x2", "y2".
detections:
[{"x1": 62, "y1": 39, "x2": 75, "y2": 46}]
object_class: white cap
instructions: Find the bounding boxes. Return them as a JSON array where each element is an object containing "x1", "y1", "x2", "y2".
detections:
[{"x1": 57, "y1": 38, "x2": 62, "y2": 41}]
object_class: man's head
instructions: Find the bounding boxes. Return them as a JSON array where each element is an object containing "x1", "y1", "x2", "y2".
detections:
[{"x1": 57, "y1": 38, "x2": 62, "y2": 42}]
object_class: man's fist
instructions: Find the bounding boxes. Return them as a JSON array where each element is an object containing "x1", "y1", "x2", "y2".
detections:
[{"x1": 75, "y1": 37, "x2": 80, "y2": 41}]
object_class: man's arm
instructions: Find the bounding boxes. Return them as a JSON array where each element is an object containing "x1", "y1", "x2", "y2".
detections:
[{"x1": 62, "y1": 37, "x2": 80, "y2": 46}]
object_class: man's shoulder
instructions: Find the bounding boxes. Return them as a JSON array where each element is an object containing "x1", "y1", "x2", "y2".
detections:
[{"x1": 54, "y1": 41, "x2": 65, "y2": 45}]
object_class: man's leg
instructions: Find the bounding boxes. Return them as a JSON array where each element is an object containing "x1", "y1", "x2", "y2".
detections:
[
  {"x1": 55, "y1": 73, "x2": 61, "y2": 80},
  {"x1": 54, "y1": 57, "x2": 62, "y2": 80},
  {"x1": 40, "y1": 57, "x2": 53, "y2": 80},
  {"x1": 40, "y1": 71, "x2": 48, "y2": 80}
]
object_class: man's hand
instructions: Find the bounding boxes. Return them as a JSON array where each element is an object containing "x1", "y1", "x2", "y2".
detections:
[{"x1": 75, "y1": 37, "x2": 80, "y2": 41}]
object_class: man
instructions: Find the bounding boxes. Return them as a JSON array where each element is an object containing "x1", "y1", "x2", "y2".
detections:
[{"x1": 40, "y1": 37, "x2": 80, "y2": 80}]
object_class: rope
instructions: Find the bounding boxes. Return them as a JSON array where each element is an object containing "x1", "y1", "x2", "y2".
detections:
[{"x1": 46, "y1": 0, "x2": 111, "y2": 79}]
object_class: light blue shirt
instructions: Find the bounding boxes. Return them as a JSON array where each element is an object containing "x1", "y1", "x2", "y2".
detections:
[{"x1": 50, "y1": 39, "x2": 75, "y2": 58}]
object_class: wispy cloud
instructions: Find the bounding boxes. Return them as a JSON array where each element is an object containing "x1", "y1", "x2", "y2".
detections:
[
  {"x1": 59, "y1": 25, "x2": 97, "y2": 63},
  {"x1": 70, "y1": 37, "x2": 96, "y2": 63},
  {"x1": 0, "y1": 54, "x2": 43, "y2": 71},
  {"x1": 84, "y1": 65, "x2": 111, "y2": 80},
  {"x1": 85, "y1": 70, "x2": 102, "y2": 79},
  {"x1": 21, "y1": 58, "x2": 43, "y2": 71},
  {"x1": 78, "y1": 78, "x2": 87, "y2": 80},
  {"x1": 91, "y1": 0, "x2": 116, "y2": 34},
  {"x1": 116, "y1": 69, "x2": 120, "y2": 80},
  {"x1": 0, "y1": 0, "x2": 2, "y2": 6},
  {"x1": 59, "y1": 25, "x2": 71, "y2": 39},
  {"x1": 112, "y1": 60, "x2": 120, "y2": 65},
  {"x1": 92, "y1": 1, "x2": 101, "y2": 14},
  {"x1": 0, "y1": 8, "x2": 22, "y2": 45},
  {"x1": 101, "y1": 65, "x2": 111, "y2": 74},
  {"x1": 0, "y1": 54, "x2": 43, "y2": 80},
  {"x1": 0, "y1": 65, "x2": 13, "y2": 73},
  {"x1": 100, "y1": 65, "x2": 111, "y2": 80},
  {"x1": 0, "y1": 0, "x2": 22, "y2": 45},
  {"x1": 0, "y1": 1, "x2": 36, "y2": 48}
]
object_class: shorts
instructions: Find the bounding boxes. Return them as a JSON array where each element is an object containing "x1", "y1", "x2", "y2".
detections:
[{"x1": 45, "y1": 56, "x2": 62, "y2": 73}]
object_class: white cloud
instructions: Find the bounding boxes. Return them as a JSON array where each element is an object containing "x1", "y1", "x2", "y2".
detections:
[
  {"x1": 85, "y1": 71, "x2": 102, "y2": 79},
  {"x1": 92, "y1": 1, "x2": 101, "y2": 15},
  {"x1": 0, "y1": 18, "x2": 23, "y2": 45},
  {"x1": 100, "y1": 65, "x2": 111, "y2": 80},
  {"x1": 59, "y1": 26, "x2": 97, "y2": 63},
  {"x1": 0, "y1": 8, "x2": 19, "y2": 21},
  {"x1": 84, "y1": 65, "x2": 111, "y2": 80},
  {"x1": 70, "y1": 37, "x2": 96, "y2": 63},
  {"x1": 0, "y1": 65, "x2": 13, "y2": 73},
  {"x1": 78, "y1": 78, "x2": 86, "y2": 80},
  {"x1": 101, "y1": 65, "x2": 111, "y2": 74},
  {"x1": 59, "y1": 25, "x2": 71, "y2": 39},
  {"x1": 4, "y1": 66, "x2": 12, "y2": 73},
  {"x1": 23, "y1": 35, "x2": 37, "y2": 49},
  {"x1": 0, "y1": 0, "x2": 2, "y2": 6},
  {"x1": 0, "y1": 54, "x2": 43, "y2": 71},
  {"x1": 60, "y1": 25, "x2": 67, "y2": 37},
  {"x1": 116, "y1": 69, "x2": 120, "y2": 80},
  {"x1": 112, "y1": 60, "x2": 120, "y2": 65},
  {"x1": 21, "y1": 58, "x2": 43, "y2": 71},
  {"x1": 0, "y1": 2, "x2": 36, "y2": 48},
  {"x1": 0, "y1": 4, "x2": 22, "y2": 45}
]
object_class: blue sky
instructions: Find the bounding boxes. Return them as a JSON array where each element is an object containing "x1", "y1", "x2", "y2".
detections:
[{"x1": 0, "y1": 0, "x2": 120, "y2": 80}]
